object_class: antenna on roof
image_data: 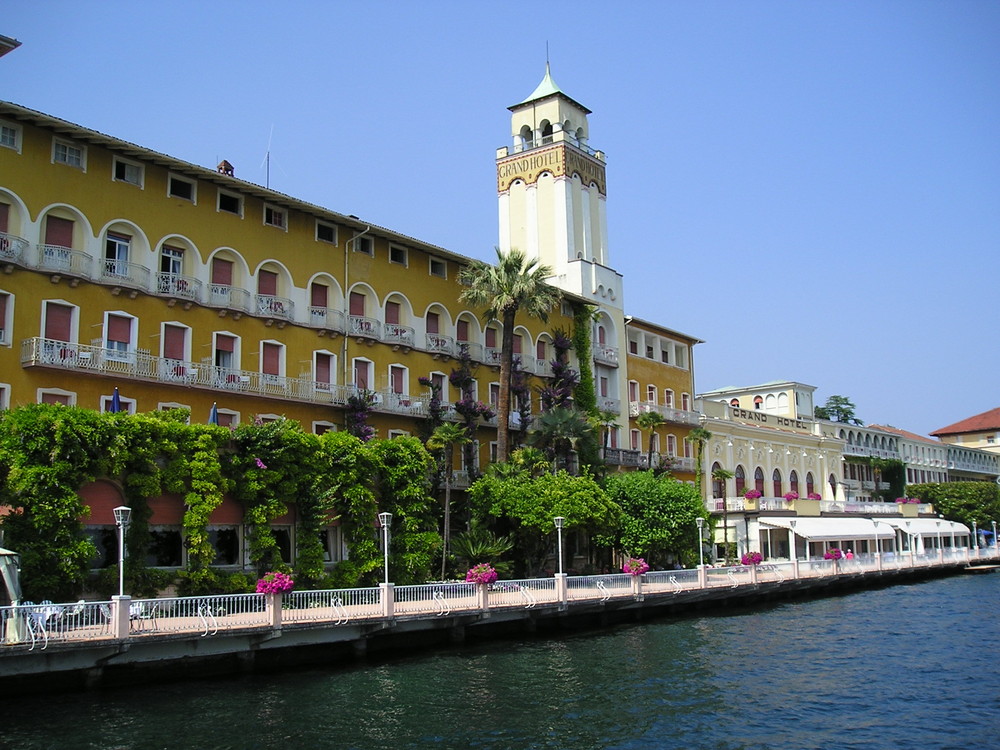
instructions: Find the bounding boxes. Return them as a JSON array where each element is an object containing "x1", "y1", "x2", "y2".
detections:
[
  {"x1": 546, "y1": 41, "x2": 550, "y2": 69},
  {"x1": 260, "y1": 124, "x2": 274, "y2": 189}
]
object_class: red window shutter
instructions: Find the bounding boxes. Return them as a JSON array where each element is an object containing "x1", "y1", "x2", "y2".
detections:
[
  {"x1": 598, "y1": 326, "x2": 606, "y2": 345},
  {"x1": 354, "y1": 360, "x2": 368, "y2": 389},
  {"x1": 600, "y1": 377, "x2": 609, "y2": 398},
  {"x1": 0, "y1": 203, "x2": 8, "y2": 233},
  {"x1": 0, "y1": 294, "x2": 7, "y2": 326},
  {"x1": 315, "y1": 353, "x2": 331, "y2": 384},
  {"x1": 486, "y1": 328, "x2": 497, "y2": 348},
  {"x1": 513, "y1": 335, "x2": 522, "y2": 354},
  {"x1": 536, "y1": 340, "x2": 545, "y2": 360},
  {"x1": 385, "y1": 301, "x2": 400, "y2": 325},
  {"x1": 216, "y1": 334, "x2": 235, "y2": 353},
  {"x1": 262, "y1": 343, "x2": 280, "y2": 375},
  {"x1": 391, "y1": 367, "x2": 403, "y2": 394},
  {"x1": 108, "y1": 315, "x2": 131, "y2": 344},
  {"x1": 44, "y1": 302, "x2": 73, "y2": 340},
  {"x1": 163, "y1": 325, "x2": 186, "y2": 360},
  {"x1": 311, "y1": 283, "x2": 328, "y2": 308},
  {"x1": 426, "y1": 312, "x2": 439, "y2": 334},
  {"x1": 217, "y1": 412, "x2": 235, "y2": 428},
  {"x1": 45, "y1": 216, "x2": 73, "y2": 247},
  {"x1": 258, "y1": 270, "x2": 277, "y2": 296},
  {"x1": 212, "y1": 257, "x2": 233, "y2": 285},
  {"x1": 349, "y1": 292, "x2": 365, "y2": 317},
  {"x1": 457, "y1": 319, "x2": 469, "y2": 341},
  {"x1": 42, "y1": 392, "x2": 71, "y2": 405}
]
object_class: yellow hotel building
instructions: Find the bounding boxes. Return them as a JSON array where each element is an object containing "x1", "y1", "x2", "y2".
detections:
[{"x1": 0, "y1": 67, "x2": 700, "y2": 482}]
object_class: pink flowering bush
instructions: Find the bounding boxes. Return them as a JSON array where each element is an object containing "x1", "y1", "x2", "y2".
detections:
[
  {"x1": 623, "y1": 557, "x2": 650, "y2": 576},
  {"x1": 807, "y1": 492, "x2": 822, "y2": 501},
  {"x1": 741, "y1": 551, "x2": 763, "y2": 566},
  {"x1": 465, "y1": 563, "x2": 498, "y2": 585},
  {"x1": 256, "y1": 571, "x2": 295, "y2": 594},
  {"x1": 743, "y1": 489, "x2": 762, "y2": 500},
  {"x1": 783, "y1": 491, "x2": 799, "y2": 501},
  {"x1": 824, "y1": 548, "x2": 843, "y2": 561},
  {"x1": 895, "y1": 497, "x2": 920, "y2": 504}
]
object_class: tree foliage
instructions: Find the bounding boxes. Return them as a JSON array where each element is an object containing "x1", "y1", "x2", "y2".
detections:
[
  {"x1": 906, "y1": 481, "x2": 1000, "y2": 529},
  {"x1": 599, "y1": 471, "x2": 706, "y2": 567},
  {"x1": 814, "y1": 395, "x2": 863, "y2": 425},
  {"x1": 470, "y1": 470, "x2": 619, "y2": 576}
]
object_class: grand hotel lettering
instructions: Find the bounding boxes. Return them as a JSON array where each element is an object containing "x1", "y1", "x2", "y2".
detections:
[
  {"x1": 731, "y1": 407, "x2": 810, "y2": 432},
  {"x1": 497, "y1": 146, "x2": 607, "y2": 194}
]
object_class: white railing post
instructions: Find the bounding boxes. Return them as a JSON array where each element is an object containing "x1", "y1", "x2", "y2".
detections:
[
  {"x1": 476, "y1": 583, "x2": 489, "y2": 613},
  {"x1": 631, "y1": 574, "x2": 643, "y2": 601},
  {"x1": 380, "y1": 582, "x2": 395, "y2": 620},
  {"x1": 112, "y1": 595, "x2": 131, "y2": 640},
  {"x1": 266, "y1": 593, "x2": 282, "y2": 631},
  {"x1": 791, "y1": 556, "x2": 800, "y2": 580},
  {"x1": 749, "y1": 565, "x2": 758, "y2": 585},
  {"x1": 555, "y1": 573, "x2": 568, "y2": 610},
  {"x1": 698, "y1": 565, "x2": 708, "y2": 589}
]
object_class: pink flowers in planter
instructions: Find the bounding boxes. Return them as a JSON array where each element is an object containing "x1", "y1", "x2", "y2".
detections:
[
  {"x1": 895, "y1": 497, "x2": 920, "y2": 504},
  {"x1": 783, "y1": 491, "x2": 799, "y2": 502},
  {"x1": 741, "y1": 551, "x2": 763, "y2": 566},
  {"x1": 623, "y1": 557, "x2": 650, "y2": 576},
  {"x1": 824, "y1": 548, "x2": 843, "y2": 561},
  {"x1": 807, "y1": 492, "x2": 822, "y2": 501},
  {"x1": 743, "y1": 489, "x2": 762, "y2": 500},
  {"x1": 466, "y1": 563, "x2": 498, "y2": 585},
  {"x1": 256, "y1": 571, "x2": 295, "y2": 594}
]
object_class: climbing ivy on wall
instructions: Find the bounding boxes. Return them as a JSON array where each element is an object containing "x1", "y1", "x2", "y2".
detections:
[{"x1": 572, "y1": 305, "x2": 597, "y2": 416}]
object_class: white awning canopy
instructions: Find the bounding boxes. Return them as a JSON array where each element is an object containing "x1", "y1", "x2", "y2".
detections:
[
  {"x1": 760, "y1": 517, "x2": 898, "y2": 542},
  {"x1": 876, "y1": 518, "x2": 970, "y2": 537}
]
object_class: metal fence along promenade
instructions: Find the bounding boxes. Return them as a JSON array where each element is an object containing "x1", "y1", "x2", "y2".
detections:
[{"x1": 2, "y1": 547, "x2": 997, "y2": 654}]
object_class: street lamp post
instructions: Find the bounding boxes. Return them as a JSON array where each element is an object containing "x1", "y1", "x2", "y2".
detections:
[
  {"x1": 554, "y1": 517, "x2": 565, "y2": 576},
  {"x1": 378, "y1": 512, "x2": 392, "y2": 586},
  {"x1": 695, "y1": 517, "x2": 705, "y2": 568},
  {"x1": 113, "y1": 505, "x2": 132, "y2": 598},
  {"x1": 936, "y1": 520, "x2": 943, "y2": 562},
  {"x1": 905, "y1": 520, "x2": 914, "y2": 566}
]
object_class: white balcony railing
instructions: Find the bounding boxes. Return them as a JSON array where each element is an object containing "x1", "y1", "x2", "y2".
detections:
[
  {"x1": 593, "y1": 344, "x2": 618, "y2": 366},
  {"x1": 307, "y1": 307, "x2": 346, "y2": 333},
  {"x1": 207, "y1": 284, "x2": 252, "y2": 313},
  {"x1": 383, "y1": 323, "x2": 415, "y2": 348},
  {"x1": 101, "y1": 258, "x2": 151, "y2": 291},
  {"x1": 630, "y1": 401, "x2": 700, "y2": 426},
  {"x1": 349, "y1": 315, "x2": 380, "y2": 339},
  {"x1": 426, "y1": 333, "x2": 454, "y2": 357},
  {"x1": 155, "y1": 273, "x2": 202, "y2": 303},
  {"x1": 37, "y1": 244, "x2": 92, "y2": 277},
  {"x1": 255, "y1": 294, "x2": 294, "y2": 321},
  {"x1": 0, "y1": 232, "x2": 29, "y2": 265}
]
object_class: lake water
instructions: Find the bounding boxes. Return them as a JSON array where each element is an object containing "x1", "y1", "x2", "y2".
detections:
[{"x1": 5, "y1": 573, "x2": 999, "y2": 750}]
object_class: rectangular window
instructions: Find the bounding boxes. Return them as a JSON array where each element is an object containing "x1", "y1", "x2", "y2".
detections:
[
  {"x1": 664, "y1": 390, "x2": 674, "y2": 407},
  {"x1": 315, "y1": 352, "x2": 333, "y2": 387},
  {"x1": 426, "y1": 311, "x2": 439, "y2": 334},
  {"x1": 53, "y1": 139, "x2": 85, "y2": 169},
  {"x1": 218, "y1": 191, "x2": 242, "y2": 216},
  {"x1": 113, "y1": 157, "x2": 143, "y2": 187},
  {"x1": 354, "y1": 359, "x2": 371, "y2": 390},
  {"x1": 485, "y1": 328, "x2": 497, "y2": 348},
  {"x1": 262, "y1": 342, "x2": 282, "y2": 377},
  {"x1": 264, "y1": 205, "x2": 286, "y2": 229},
  {"x1": 316, "y1": 222, "x2": 337, "y2": 244},
  {"x1": 385, "y1": 301, "x2": 400, "y2": 325},
  {"x1": 457, "y1": 319, "x2": 470, "y2": 342},
  {"x1": 41, "y1": 391, "x2": 73, "y2": 406},
  {"x1": 168, "y1": 175, "x2": 195, "y2": 202},
  {"x1": 211, "y1": 257, "x2": 233, "y2": 285},
  {"x1": 104, "y1": 232, "x2": 130, "y2": 276},
  {"x1": 215, "y1": 334, "x2": 236, "y2": 371},
  {"x1": 353, "y1": 234, "x2": 373, "y2": 256},
  {"x1": 389, "y1": 246, "x2": 407, "y2": 265},
  {"x1": 390, "y1": 365, "x2": 405, "y2": 395},
  {"x1": 629, "y1": 340, "x2": 639, "y2": 355},
  {"x1": 630, "y1": 430, "x2": 640, "y2": 452},
  {"x1": 0, "y1": 292, "x2": 9, "y2": 346},
  {"x1": 258, "y1": 269, "x2": 278, "y2": 296},
  {"x1": 429, "y1": 258, "x2": 447, "y2": 278},
  {"x1": 349, "y1": 292, "x2": 365, "y2": 317},
  {"x1": 311, "y1": 283, "x2": 329, "y2": 309},
  {"x1": 106, "y1": 314, "x2": 133, "y2": 358},
  {"x1": 0, "y1": 121, "x2": 21, "y2": 152},
  {"x1": 646, "y1": 385, "x2": 656, "y2": 403}
]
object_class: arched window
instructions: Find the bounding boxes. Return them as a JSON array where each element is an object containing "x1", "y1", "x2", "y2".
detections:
[
  {"x1": 519, "y1": 125, "x2": 533, "y2": 151},
  {"x1": 789, "y1": 470, "x2": 799, "y2": 495},
  {"x1": 735, "y1": 465, "x2": 746, "y2": 496},
  {"x1": 730, "y1": 398, "x2": 739, "y2": 407},
  {"x1": 540, "y1": 120, "x2": 553, "y2": 144},
  {"x1": 754, "y1": 467, "x2": 765, "y2": 494},
  {"x1": 753, "y1": 395, "x2": 763, "y2": 410},
  {"x1": 772, "y1": 469, "x2": 782, "y2": 498},
  {"x1": 828, "y1": 473, "x2": 837, "y2": 496},
  {"x1": 806, "y1": 472, "x2": 815, "y2": 497}
]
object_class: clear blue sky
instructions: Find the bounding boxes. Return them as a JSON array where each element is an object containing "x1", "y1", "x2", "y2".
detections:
[{"x1": 5, "y1": 1, "x2": 999, "y2": 436}]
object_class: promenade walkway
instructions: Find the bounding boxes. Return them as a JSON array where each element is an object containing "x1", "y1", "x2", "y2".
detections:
[{"x1": 0, "y1": 547, "x2": 1000, "y2": 687}]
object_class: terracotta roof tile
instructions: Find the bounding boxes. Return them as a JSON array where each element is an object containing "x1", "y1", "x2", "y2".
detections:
[{"x1": 930, "y1": 407, "x2": 1000, "y2": 437}]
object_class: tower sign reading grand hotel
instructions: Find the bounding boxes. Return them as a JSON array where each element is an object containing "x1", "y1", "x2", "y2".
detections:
[{"x1": 497, "y1": 144, "x2": 607, "y2": 195}]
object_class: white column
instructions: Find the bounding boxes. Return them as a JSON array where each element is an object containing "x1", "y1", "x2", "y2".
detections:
[
  {"x1": 525, "y1": 184, "x2": 539, "y2": 261},
  {"x1": 497, "y1": 192, "x2": 511, "y2": 253}
]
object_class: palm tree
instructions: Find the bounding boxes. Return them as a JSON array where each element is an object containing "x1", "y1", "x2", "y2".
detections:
[
  {"x1": 635, "y1": 409, "x2": 667, "y2": 469},
  {"x1": 426, "y1": 422, "x2": 470, "y2": 579},
  {"x1": 591, "y1": 409, "x2": 620, "y2": 452},
  {"x1": 686, "y1": 426, "x2": 713, "y2": 497},
  {"x1": 459, "y1": 248, "x2": 561, "y2": 463},
  {"x1": 526, "y1": 406, "x2": 592, "y2": 474},
  {"x1": 712, "y1": 466, "x2": 735, "y2": 565}
]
